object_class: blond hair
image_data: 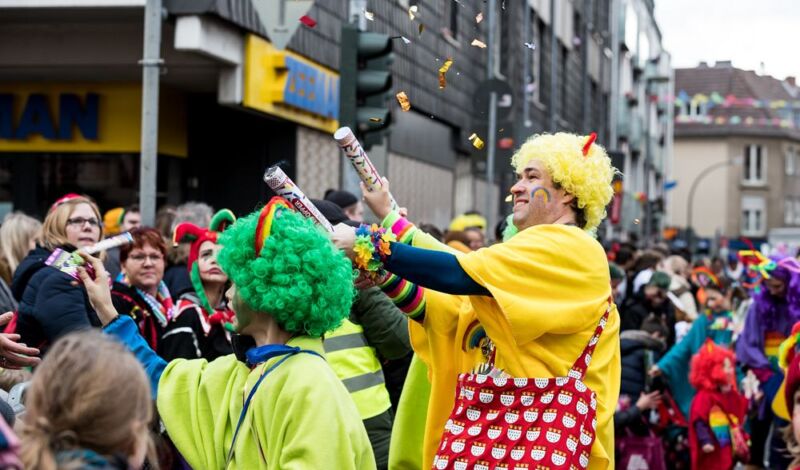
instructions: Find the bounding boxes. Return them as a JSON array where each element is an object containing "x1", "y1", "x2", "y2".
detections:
[
  {"x1": 20, "y1": 330, "x2": 155, "y2": 470},
  {"x1": 41, "y1": 197, "x2": 103, "y2": 251},
  {"x1": 0, "y1": 212, "x2": 41, "y2": 283},
  {"x1": 511, "y1": 132, "x2": 617, "y2": 232}
]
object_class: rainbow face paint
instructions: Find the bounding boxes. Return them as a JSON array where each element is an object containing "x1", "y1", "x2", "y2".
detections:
[{"x1": 530, "y1": 186, "x2": 551, "y2": 204}]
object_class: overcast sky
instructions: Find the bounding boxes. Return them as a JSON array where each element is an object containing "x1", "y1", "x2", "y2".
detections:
[{"x1": 654, "y1": 0, "x2": 799, "y2": 81}]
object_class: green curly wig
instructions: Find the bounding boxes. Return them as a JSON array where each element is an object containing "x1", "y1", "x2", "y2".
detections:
[{"x1": 216, "y1": 202, "x2": 354, "y2": 337}]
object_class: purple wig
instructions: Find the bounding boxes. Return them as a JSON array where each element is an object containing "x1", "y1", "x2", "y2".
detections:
[{"x1": 753, "y1": 256, "x2": 800, "y2": 330}]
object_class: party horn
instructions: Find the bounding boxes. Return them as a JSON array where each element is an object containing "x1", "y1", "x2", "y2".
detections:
[
  {"x1": 263, "y1": 165, "x2": 335, "y2": 232},
  {"x1": 46, "y1": 232, "x2": 134, "y2": 280},
  {"x1": 333, "y1": 127, "x2": 399, "y2": 211}
]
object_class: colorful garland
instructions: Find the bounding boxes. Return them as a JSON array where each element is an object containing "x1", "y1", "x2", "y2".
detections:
[{"x1": 353, "y1": 223, "x2": 395, "y2": 278}]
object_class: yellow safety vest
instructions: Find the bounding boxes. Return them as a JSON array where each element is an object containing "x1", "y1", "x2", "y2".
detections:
[{"x1": 324, "y1": 319, "x2": 392, "y2": 420}]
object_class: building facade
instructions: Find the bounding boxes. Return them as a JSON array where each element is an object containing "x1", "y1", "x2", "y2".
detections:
[
  {"x1": 0, "y1": 0, "x2": 638, "y2": 235},
  {"x1": 668, "y1": 62, "x2": 800, "y2": 248}
]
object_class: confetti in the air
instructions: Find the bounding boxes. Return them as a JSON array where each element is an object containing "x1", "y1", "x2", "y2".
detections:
[
  {"x1": 438, "y1": 58, "x2": 454, "y2": 89},
  {"x1": 505, "y1": 194, "x2": 513, "y2": 202},
  {"x1": 299, "y1": 15, "x2": 317, "y2": 28},
  {"x1": 524, "y1": 42, "x2": 536, "y2": 50},
  {"x1": 364, "y1": 10, "x2": 374, "y2": 21},
  {"x1": 634, "y1": 219, "x2": 641, "y2": 225},
  {"x1": 369, "y1": 117, "x2": 383, "y2": 122},
  {"x1": 471, "y1": 39, "x2": 487, "y2": 49},
  {"x1": 392, "y1": 36, "x2": 412, "y2": 44},
  {"x1": 418, "y1": 23, "x2": 425, "y2": 35},
  {"x1": 396, "y1": 92, "x2": 411, "y2": 111},
  {"x1": 469, "y1": 133, "x2": 485, "y2": 150},
  {"x1": 408, "y1": 5, "x2": 418, "y2": 20},
  {"x1": 476, "y1": 12, "x2": 483, "y2": 23}
]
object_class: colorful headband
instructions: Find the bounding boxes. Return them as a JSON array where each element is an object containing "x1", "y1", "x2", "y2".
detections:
[
  {"x1": 691, "y1": 266, "x2": 719, "y2": 288},
  {"x1": 254, "y1": 197, "x2": 293, "y2": 256},
  {"x1": 49, "y1": 193, "x2": 83, "y2": 212},
  {"x1": 582, "y1": 132, "x2": 597, "y2": 157}
]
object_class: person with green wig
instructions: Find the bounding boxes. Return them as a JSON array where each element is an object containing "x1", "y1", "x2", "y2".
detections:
[{"x1": 77, "y1": 197, "x2": 376, "y2": 470}]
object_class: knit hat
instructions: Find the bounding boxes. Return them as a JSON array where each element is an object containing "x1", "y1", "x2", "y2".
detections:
[
  {"x1": 103, "y1": 207, "x2": 124, "y2": 236},
  {"x1": 324, "y1": 189, "x2": 359, "y2": 209},
  {"x1": 311, "y1": 199, "x2": 360, "y2": 227},
  {"x1": 172, "y1": 209, "x2": 236, "y2": 315},
  {"x1": 609, "y1": 263, "x2": 625, "y2": 281},
  {"x1": 647, "y1": 271, "x2": 671, "y2": 290}
]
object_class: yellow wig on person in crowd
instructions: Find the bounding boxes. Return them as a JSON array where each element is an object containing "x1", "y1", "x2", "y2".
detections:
[
  {"x1": 510, "y1": 132, "x2": 616, "y2": 233},
  {"x1": 448, "y1": 213, "x2": 487, "y2": 232},
  {"x1": 103, "y1": 207, "x2": 124, "y2": 236}
]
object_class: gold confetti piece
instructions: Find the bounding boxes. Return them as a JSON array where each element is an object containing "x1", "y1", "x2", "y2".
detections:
[
  {"x1": 438, "y1": 58, "x2": 453, "y2": 89},
  {"x1": 396, "y1": 92, "x2": 411, "y2": 111},
  {"x1": 468, "y1": 133, "x2": 485, "y2": 149},
  {"x1": 505, "y1": 194, "x2": 513, "y2": 203},
  {"x1": 634, "y1": 218, "x2": 641, "y2": 225},
  {"x1": 476, "y1": 12, "x2": 483, "y2": 23},
  {"x1": 408, "y1": 5, "x2": 418, "y2": 20},
  {"x1": 364, "y1": 10, "x2": 374, "y2": 21},
  {"x1": 471, "y1": 39, "x2": 487, "y2": 49},
  {"x1": 369, "y1": 117, "x2": 382, "y2": 122},
  {"x1": 418, "y1": 23, "x2": 424, "y2": 35}
]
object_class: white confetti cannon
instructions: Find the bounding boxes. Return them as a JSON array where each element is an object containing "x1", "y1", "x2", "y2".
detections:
[
  {"x1": 263, "y1": 165, "x2": 334, "y2": 232},
  {"x1": 333, "y1": 127, "x2": 400, "y2": 211}
]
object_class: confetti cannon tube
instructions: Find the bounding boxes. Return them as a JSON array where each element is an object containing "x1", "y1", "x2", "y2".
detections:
[
  {"x1": 263, "y1": 166, "x2": 334, "y2": 232},
  {"x1": 333, "y1": 127, "x2": 400, "y2": 212}
]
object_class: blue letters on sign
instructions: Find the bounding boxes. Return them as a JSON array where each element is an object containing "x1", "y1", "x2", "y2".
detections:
[
  {"x1": 283, "y1": 56, "x2": 339, "y2": 120},
  {"x1": 0, "y1": 93, "x2": 99, "y2": 141}
]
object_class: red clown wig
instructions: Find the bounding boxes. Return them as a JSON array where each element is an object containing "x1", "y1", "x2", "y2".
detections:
[{"x1": 689, "y1": 340, "x2": 737, "y2": 392}]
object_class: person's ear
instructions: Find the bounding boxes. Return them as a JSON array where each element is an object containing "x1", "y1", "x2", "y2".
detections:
[{"x1": 557, "y1": 190, "x2": 576, "y2": 207}]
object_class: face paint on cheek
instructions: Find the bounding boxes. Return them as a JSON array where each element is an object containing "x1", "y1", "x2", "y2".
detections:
[{"x1": 530, "y1": 186, "x2": 551, "y2": 204}]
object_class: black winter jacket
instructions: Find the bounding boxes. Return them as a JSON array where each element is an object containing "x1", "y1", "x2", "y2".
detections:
[
  {"x1": 11, "y1": 246, "x2": 100, "y2": 350},
  {"x1": 619, "y1": 329, "x2": 666, "y2": 398}
]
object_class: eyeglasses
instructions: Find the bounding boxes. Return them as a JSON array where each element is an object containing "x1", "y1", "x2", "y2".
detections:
[
  {"x1": 128, "y1": 253, "x2": 164, "y2": 263},
  {"x1": 66, "y1": 217, "x2": 100, "y2": 228}
]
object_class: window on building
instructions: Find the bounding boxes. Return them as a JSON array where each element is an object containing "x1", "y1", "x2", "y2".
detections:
[
  {"x1": 795, "y1": 198, "x2": 800, "y2": 225},
  {"x1": 786, "y1": 198, "x2": 795, "y2": 225},
  {"x1": 534, "y1": 18, "x2": 545, "y2": 104},
  {"x1": 742, "y1": 195, "x2": 766, "y2": 236},
  {"x1": 743, "y1": 144, "x2": 766, "y2": 184},
  {"x1": 787, "y1": 148, "x2": 796, "y2": 176}
]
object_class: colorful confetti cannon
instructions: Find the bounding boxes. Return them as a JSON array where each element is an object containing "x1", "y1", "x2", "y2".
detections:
[
  {"x1": 46, "y1": 232, "x2": 135, "y2": 280},
  {"x1": 333, "y1": 127, "x2": 400, "y2": 212},
  {"x1": 263, "y1": 166, "x2": 334, "y2": 232}
]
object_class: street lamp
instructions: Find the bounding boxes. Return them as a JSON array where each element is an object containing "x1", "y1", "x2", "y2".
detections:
[{"x1": 686, "y1": 157, "x2": 743, "y2": 253}]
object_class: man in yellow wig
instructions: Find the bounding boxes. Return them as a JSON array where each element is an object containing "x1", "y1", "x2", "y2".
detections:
[{"x1": 335, "y1": 132, "x2": 621, "y2": 469}]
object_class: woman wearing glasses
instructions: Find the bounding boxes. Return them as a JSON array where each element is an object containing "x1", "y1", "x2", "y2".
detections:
[
  {"x1": 110, "y1": 227, "x2": 172, "y2": 354},
  {"x1": 12, "y1": 194, "x2": 104, "y2": 354}
]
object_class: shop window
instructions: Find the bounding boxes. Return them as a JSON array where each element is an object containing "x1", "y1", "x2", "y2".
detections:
[
  {"x1": 786, "y1": 198, "x2": 794, "y2": 225},
  {"x1": 743, "y1": 144, "x2": 766, "y2": 185}
]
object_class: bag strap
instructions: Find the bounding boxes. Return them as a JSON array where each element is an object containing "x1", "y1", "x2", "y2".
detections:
[
  {"x1": 225, "y1": 347, "x2": 323, "y2": 468},
  {"x1": 568, "y1": 297, "x2": 612, "y2": 381}
]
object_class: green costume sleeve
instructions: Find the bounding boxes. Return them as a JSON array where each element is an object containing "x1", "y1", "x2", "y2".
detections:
[{"x1": 352, "y1": 286, "x2": 412, "y2": 360}]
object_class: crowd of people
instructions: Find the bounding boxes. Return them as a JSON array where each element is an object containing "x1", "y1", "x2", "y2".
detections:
[{"x1": 0, "y1": 131, "x2": 795, "y2": 469}]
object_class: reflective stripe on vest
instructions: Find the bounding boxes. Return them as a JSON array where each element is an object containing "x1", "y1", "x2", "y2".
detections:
[{"x1": 324, "y1": 319, "x2": 392, "y2": 420}]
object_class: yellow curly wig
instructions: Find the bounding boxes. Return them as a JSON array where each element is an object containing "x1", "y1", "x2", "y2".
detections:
[{"x1": 510, "y1": 132, "x2": 617, "y2": 232}]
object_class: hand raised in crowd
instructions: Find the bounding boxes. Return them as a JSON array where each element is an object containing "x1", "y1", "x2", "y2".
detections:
[
  {"x1": 360, "y1": 178, "x2": 394, "y2": 221},
  {"x1": 635, "y1": 390, "x2": 662, "y2": 411},
  {"x1": 0, "y1": 312, "x2": 41, "y2": 369},
  {"x1": 331, "y1": 222, "x2": 357, "y2": 259},
  {"x1": 77, "y1": 252, "x2": 119, "y2": 326},
  {"x1": 354, "y1": 271, "x2": 377, "y2": 290},
  {"x1": 702, "y1": 443, "x2": 715, "y2": 454},
  {"x1": 648, "y1": 365, "x2": 662, "y2": 377}
]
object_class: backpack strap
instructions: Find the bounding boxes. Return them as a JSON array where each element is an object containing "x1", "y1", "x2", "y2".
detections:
[{"x1": 568, "y1": 297, "x2": 612, "y2": 381}]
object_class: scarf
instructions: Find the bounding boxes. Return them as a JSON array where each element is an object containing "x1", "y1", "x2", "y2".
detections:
[{"x1": 115, "y1": 272, "x2": 173, "y2": 327}]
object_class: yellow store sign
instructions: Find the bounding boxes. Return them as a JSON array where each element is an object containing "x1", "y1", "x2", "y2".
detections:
[
  {"x1": 0, "y1": 83, "x2": 187, "y2": 157},
  {"x1": 243, "y1": 35, "x2": 340, "y2": 133}
]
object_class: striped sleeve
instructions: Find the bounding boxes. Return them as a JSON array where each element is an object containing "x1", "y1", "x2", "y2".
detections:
[{"x1": 379, "y1": 273, "x2": 426, "y2": 321}]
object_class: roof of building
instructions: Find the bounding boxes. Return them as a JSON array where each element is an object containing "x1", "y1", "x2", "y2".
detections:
[{"x1": 674, "y1": 62, "x2": 800, "y2": 141}]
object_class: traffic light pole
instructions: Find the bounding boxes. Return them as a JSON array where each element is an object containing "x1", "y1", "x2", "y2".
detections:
[
  {"x1": 139, "y1": 0, "x2": 162, "y2": 226},
  {"x1": 485, "y1": 0, "x2": 497, "y2": 231}
]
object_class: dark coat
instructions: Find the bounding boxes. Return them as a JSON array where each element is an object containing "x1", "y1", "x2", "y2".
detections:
[
  {"x1": 11, "y1": 246, "x2": 99, "y2": 350},
  {"x1": 110, "y1": 281, "x2": 168, "y2": 354},
  {"x1": 619, "y1": 329, "x2": 666, "y2": 398}
]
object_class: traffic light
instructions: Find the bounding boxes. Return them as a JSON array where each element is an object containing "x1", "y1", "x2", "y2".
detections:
[{"x1": 339, "y1": 23, "x2": 393, "y2": 149}]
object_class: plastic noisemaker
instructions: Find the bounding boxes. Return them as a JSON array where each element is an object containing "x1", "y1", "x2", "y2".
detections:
[
  {"x1": 333, "y1": 127, "x2": 400, "y2": 211},
  {"x1": 263, "y1": 165, "x2": 335, "y2": 232}
]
